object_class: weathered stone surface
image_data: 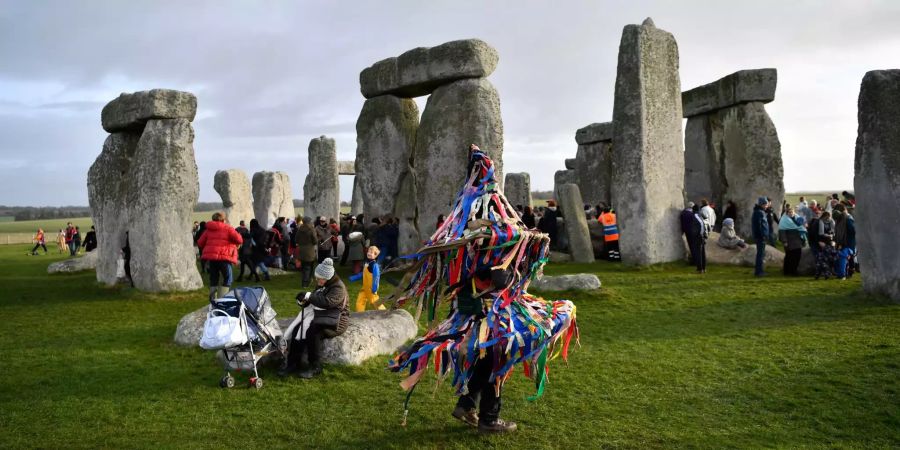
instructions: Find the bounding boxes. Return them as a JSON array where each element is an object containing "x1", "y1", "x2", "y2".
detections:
[
  {"x1": 554, "y1": 169, "x2": 577, "y2": 201},
  {"x1": 360, "y1": 39, "x2": 499, "y2": 99},
  {"x1": 587, "y1": 219, "x2": 606, "y2": 258},
  {"x1": 682, "y1": 69, "x2": 777, "y2": 118},
  {"x1": 549, "y1": 251, "x2": 572, "y2": 262},
  {"x1": 854, "y1": 69, "x2": 900, "y2": 301},
  {"x1": 128, "y1": 119, "x2": 203, "y2": 292},
  {"x1": 350, "y1": 177, "x2": 364, "y2": 215},
  {"x1": 213, "y1": 169, "x2": 254, "y2": 225},
  {"x1": 394, "y1": 167, "x2": 421, "y2": 255},
  {"x1": 355, "y1": 95, "x2": 419, "y2": 221},
  {"x1": 575, "y1": 141, "x2": 613, "y2": 206},
  {"x1": 48, "y1": 250, "x2": 99, "y2": 274},
  {"x1": 685, "y1": 232, "x2": 784, "y2": 267},
  {"x1": 798, "y1": 247, "x2": 816, "y2": 276},
  {"x1": 101, "y1": 89, "x2": 197, "y2": 133},
  {"x1": 414, "y1": 78, "x2": 503, "y2": 237},
  {"x1": 252, "y1": 171, "x2": 294, "y2": 228},
  {"x1": 575, "y1": 122, "x2": 613, "y2": 145},
  {"x1": 611, "y1": 18, "x2": 686, "y2": 265},
  {"x1": 504, "y1": 172, "x2": 532, "y2": 209},
  {"x1": 530, "y1": 274, "x2": 601, "y2": 291},
  {"x1": 303, "y1": 136, "x2": 340, "y2": 221},
  {"x1": 718, "y1": 103, "x2": 784, "y2": 239},
  {"x1": 88, "y1": 132, "x2": 140, "y2": 286},
  {"x1": 174, "y1": 305, "x2": 208, "y2": 346},
  {"x1": 565, "y1": 158, "x2": 577, "y2": 170},
  {"x1": 557, "y1": 184, "x2": 595, "y2": 263},
  {"x1": 337, "y1": 160, "x2": 356, "y2": 175},
  {"x1": 683, "y1": 115, "x2": 722, "y2": 204}
]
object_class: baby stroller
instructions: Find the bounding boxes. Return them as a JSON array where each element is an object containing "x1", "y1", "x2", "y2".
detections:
[{"x1": 200, "y1": 287, "x2": 286, "y2": 389}]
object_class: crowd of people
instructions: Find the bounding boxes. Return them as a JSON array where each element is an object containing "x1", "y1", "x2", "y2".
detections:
[
  {"x1": 29, "y1": 222, "x2": 96, "y2": 256},
  {"x1": 681, "y1": 192, "x2": 857, "y2": 279}
]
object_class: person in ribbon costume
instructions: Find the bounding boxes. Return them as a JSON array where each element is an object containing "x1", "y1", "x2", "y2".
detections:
[{"x1": 388, "y1": 144, "x2": 578, "y2": 434}]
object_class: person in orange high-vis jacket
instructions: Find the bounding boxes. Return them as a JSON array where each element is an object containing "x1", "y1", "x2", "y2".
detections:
[
  {"x1": 598, "y1": 207, "x2": 621, "y2": 261},
  {"x1": 30, "y1": 228, "x2": 48, "y2": 255}
]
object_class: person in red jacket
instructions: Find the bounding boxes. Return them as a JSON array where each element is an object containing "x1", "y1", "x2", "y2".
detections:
[{"x1": 197, "y1": 212, "x2": 243, "y2": 301}]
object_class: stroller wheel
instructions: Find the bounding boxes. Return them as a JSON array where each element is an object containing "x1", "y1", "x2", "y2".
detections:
[
  {"x1": 250, "y1": 377, "x2": 264, "y2": 389},
  {"x1": 220, "y1": 374, "x2": 235, "y2": 389}
]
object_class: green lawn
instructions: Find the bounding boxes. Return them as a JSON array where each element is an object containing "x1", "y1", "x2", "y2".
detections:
[{"x1": 0, "y1": 246, "x2": 897, "y2": 449}]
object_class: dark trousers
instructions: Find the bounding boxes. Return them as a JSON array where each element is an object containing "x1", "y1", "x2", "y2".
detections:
[
  {"x1": 286, "y1": 322, "x2": 334, "y2": 367},
  {"x1": 455, "y1": 347, "x2": 501, "y2": 424},
  {"x1": 755, "y1": 238, "x2": 767, "y2": 275},
  {"x1": 31, "y1": 243, "x2": 47, "y2": 254},
  {"x1": 300, "y1": 260, "x2": 315, "y2": 287},
  {"x1": 691, "y1": 239, "x2": 707, "y2": 272},
  {"x1": 238, "y1": 257, "x2": 258, "y2": 281},
  {"x1": 331, "y1": 241, "x2": 338, "y2": 257},
  {"x1": 783, "y1": 248, "x2": 801, "y2": 275},
  {"x1": 318, "y1": 249, "x2": 330, "y2": 263},
  {"x1": 208, "y1": 261, "x2": 233, "y2": 287},
  {"x1": 340, "y1": 241, "x2": 350, "y2": 265},
  {"x1": 280, "y1": 244, "x2": 290, "y2": 269},
  {"x1": 605, "y1": 240, "x2": 621, "y2": 261},
  {"x1": 686, "y1": 236, "x2": 698, "y2": 266}
]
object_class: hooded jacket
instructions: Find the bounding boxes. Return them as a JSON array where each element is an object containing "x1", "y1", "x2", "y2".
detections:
[{"x1": 197, "y1": 220, "x2": 243, "y2": 264}]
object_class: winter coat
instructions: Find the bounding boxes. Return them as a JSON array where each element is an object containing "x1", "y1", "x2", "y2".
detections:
[
  {"x1": 197, "y1": 220, "x2": 243, "y2": 264},
  {"x1": 316, "y1": 225, "x2": 332, "y2": 251},
  {"x1": 84, "y1": 231, "x2": 97, "y2": 252},
  {"x1": 521, "y1": 212, "x2": 536, "y2": 229},
  {"x1": 717, "y1": 222, "x2": 745, "y2": 249},
  {"x1": 700, "y1": 205, "x2": 716, "y2": 232},
  {"x1": 680, "y1": 209, "x2": 696, "y2": 236},
  {"x1": 250, "y1": 226, "x2": 269, "y2": 263},
  {"x1": 308, "y1": 276, "x2": 350, "y2": 329},
  {"x1": 538, "y1": 207, "x2": 558, "y2": 239},
  {"x1": 751, "y1": 205, "x2": 769, "y2": 241},
  {"x1": 294, "y1": 223, "x2": 318, "y2": 262},
  {"x1": 347, "y1": 223, "x2": 366, "y2": 261}
]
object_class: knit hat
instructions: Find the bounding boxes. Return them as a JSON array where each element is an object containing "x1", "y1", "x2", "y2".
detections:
[
  {"x1": 722, "y1": 218, "x2": 734, "y2": 227},
  {"x1": 757, "y1": 196, "x2": 768, "y2": 206},
  {"x1": 315, "y1": 258, "x2": 335, "y2": 280}
]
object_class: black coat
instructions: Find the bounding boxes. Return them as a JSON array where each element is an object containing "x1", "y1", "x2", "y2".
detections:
[{"x1": 308, "y1": 276, "x2": 350, "y2": 330}]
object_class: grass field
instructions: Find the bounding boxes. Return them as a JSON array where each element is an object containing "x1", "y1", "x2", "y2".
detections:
[{"x1": 1, "y1": 245, "x2": 897, "y2": 449}]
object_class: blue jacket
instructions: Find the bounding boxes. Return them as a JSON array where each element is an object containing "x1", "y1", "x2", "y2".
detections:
[{"x1": 752, "y1": 205, "x2": 769, "y2": 241}]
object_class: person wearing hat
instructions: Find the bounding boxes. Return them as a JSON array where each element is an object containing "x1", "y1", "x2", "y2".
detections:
[
  {"x1": 537, "y1": 199, "x2": 559, "y2": 249},
  {"x1": 279, "y1": 258, "x2": 350, "y2": 379},
  {"x1": 751, "y1": 196, "x2": 771, "y2": 276}
]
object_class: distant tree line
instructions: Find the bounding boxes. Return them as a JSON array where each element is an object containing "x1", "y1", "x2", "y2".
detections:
[
  {"x1": 3, "y1": 206, "x2": 93, "y2": 221},
  {"x1": 532, "y1": 190, "x2": 553, "y2": 201}
]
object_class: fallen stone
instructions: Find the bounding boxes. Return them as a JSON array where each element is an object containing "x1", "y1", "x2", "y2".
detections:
[
  {"x1": 48, "y1": 250, "x2": 99, "y2": 274},
  {"x1": 575, "y1": 122, "x2": 613, "y2": 145},
  {"x1": 101, "y1": 89, "x2": 197, "y2": 133},
  {"x1": 504, "y1": 172, "x2": 532, "y2": 209},
  {"x1": 355, "y1": 95, "x2": 419, "y2": 220},
  {"x1": 174, "y1": 305, "x2": 209, "y2": 346},
  {"x1": 685, "y1": 232, "x2": 784, "y2": 267},
  {"x1": 611, "y1": 18, "x2": 686, "y2": 265},
  {"x1": 854, "y1": 69, "x2": 900, "y2": 301},
  {"x1": 557, "y1": 184, "x2": 595, "y2": 263},
  {"x1": 530, "y1": 274, "x2": 601, "y2": 291},
  {"x1": 682, "y1": 69, "x2": 777, "y2": 118},
  {"x1": 128, "y1": 119, "x2": 203, "y2": 292},
  {"x1": 303, "y1": 136, "x2": 340, "y2": 221},
  {"x1": 360, "y1": 39, "x2": 499, "y2": 98},
  {"x1": 214, "y1": 169, "x2": 254, "y2": 226},
  {"x1": 414, "y1": 77, "x2": 503, "y2": 237},
  {"x1": 252, "y1": 171, "x2": 294, "y2": 228}
]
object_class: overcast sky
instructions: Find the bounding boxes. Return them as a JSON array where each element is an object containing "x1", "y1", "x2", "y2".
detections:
[{"x1": 1, "y1": 0, "x2": 897, "y2": 206}]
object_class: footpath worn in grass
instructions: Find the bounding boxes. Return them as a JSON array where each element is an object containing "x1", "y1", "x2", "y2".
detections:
[{"x1": 1, "y1": 246, "x2": 898, "y2": 449}]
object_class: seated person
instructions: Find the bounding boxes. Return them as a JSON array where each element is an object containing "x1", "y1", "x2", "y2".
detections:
[
  {"x1": 717, "y1": 218, "x2": 747, "y2": 249},
  {"x1": 279, "y1": 258, "x2": 349, "y2": 379}
]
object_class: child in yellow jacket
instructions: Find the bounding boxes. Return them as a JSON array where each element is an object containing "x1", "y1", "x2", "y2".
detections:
[{"x1": 350, "y1": 245, "x2": 385, "y2": 312}]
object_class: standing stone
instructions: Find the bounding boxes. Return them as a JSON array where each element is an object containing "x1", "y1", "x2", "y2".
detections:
[
  {"x1": 252, "y1": 171, "x2": 294, "y2": 228},
  {"x1": 303, "y1": 136, "x2": 340, "y2": 221},
  {"x1": 87, "y1": 132, "x2": 140, "y2": 286},
  {"x1": 128, "y1": 119, "x2": 203, "y2": 292},
  {"x1": 355, "y1": 95, "x2": 419, "y2": 221},
  {"x1": 611, "y1": 18, "x2": 686, "y2": 265},
  {"x1": 683, "y1": 114, "x2": 721, "y2": 204},
  {"x1": 855, "y1": 69, "x2": 900, "y2": 302},
  {"x1": 554, "y1": 169, "x2": 577, "y2": 201},
  {"x1": 557, "y1": 184, "x2": 595, "y2": 263},
  {"x1": 414, "y1": 77, "x2": 503, "y2": 237},
  {"x1": 213, "y1": 169, "x2": 254, "y2": 225},
  {"x1": 350, "y1": 177, "x2": 364, "y2": 215},
  {"x1": 575, "y1": 141, "x2": 613, "y2": 207},
  {"x1": 504, "y1": 172, "x2": 532, "y2": 209},
  {"x1": 394, "y1": 166, "x2": 421, "y2": 255}
]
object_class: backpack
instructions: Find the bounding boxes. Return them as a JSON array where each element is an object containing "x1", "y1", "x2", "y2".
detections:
[{"x1": 808, "y1": 217, "x2": 820, "y2": 243}]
